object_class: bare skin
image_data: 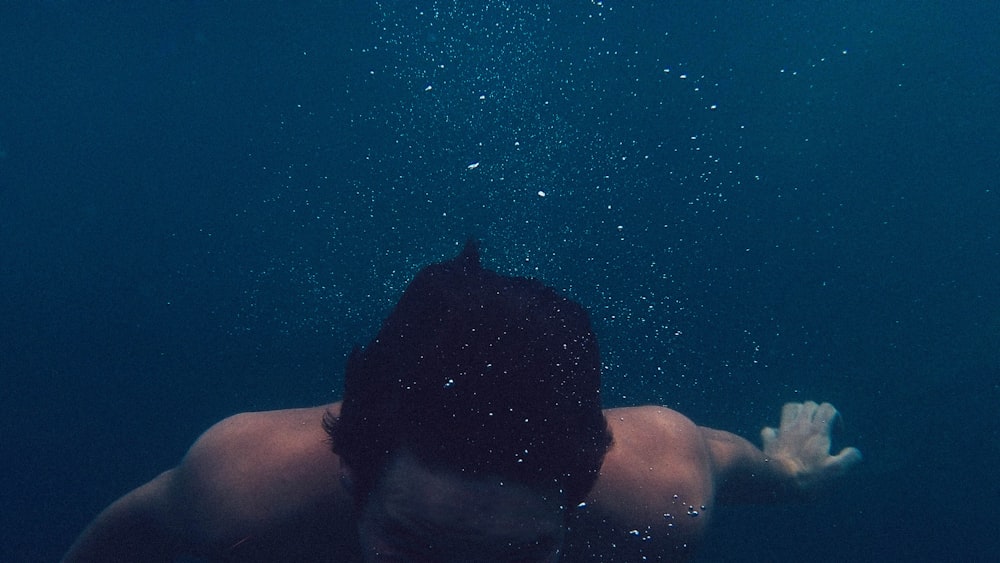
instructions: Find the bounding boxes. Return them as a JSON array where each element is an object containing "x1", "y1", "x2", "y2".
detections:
[{"x1": 61, "y1": 401, "x2": 861, "y2": 562}]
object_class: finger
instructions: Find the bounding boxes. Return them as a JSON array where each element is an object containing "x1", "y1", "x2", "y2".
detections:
[
  {"x1": 761, "y1": 426, "x2": 778, "y2": 446},
  {"x1": 801, "y1": 400, "x2": 819, "y2": 422},
  {"x1": 781, "y1": 402, "x2": 802, "y2": 428},
  {"x1": 786, "y1": 401, "x2": 816, "y2": 433},
  {"x1": 813, "y1": 402, "x2": 840, "y2": 433},
  {"x1": 826, "y1": 447, "x2": 863, "y2": 474}
]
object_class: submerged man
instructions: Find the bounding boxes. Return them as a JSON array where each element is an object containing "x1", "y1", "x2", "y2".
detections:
[{"x1": 62, "y1": 241, "x2": 861, "y2": 562}]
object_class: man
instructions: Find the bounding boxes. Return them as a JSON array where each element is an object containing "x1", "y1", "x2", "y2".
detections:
[{"x1": 62, "y1": 241, "x2": 862, "y2": 562}]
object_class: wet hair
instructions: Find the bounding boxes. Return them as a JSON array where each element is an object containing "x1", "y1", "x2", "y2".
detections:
[{"x1": 324, "y1": 240, "x2": 611, "y2": 508}]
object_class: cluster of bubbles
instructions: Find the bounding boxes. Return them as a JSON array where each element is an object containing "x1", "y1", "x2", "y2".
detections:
[
  {"x1": 359, "y1": 0, "x2": 742, "y2": 230},
  {"x1": 351, "y1": 1, "x2": 756, "y2": 400},
  {"x1": 232, "y1": 1, "x2": 860, "y2": 405}
]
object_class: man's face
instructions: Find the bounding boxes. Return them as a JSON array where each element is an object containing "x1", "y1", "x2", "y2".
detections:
[{"x1": 356, "y1": 451, "x2": 566, "y2": 562}]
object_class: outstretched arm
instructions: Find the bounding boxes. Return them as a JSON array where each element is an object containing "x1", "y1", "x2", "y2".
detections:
[{"x1": 702, "y1": 401, "x2": 862, "y2": 504}]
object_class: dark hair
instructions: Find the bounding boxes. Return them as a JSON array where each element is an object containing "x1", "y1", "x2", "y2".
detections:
[{"x1": 324, "y1": 240, "x2": 611, "y2": 507}]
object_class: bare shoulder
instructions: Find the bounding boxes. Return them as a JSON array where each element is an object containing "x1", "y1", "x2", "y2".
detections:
[
  {"x1": 597, "y1": 406, "x2": 714, "y2": 506},
  {"x1": 605, "y1": 405, "x2": 702, "y2": 437},
  {"x1": 174, "y1": 404, "x2": 351, "y2": 550},
  {"x1": 566, "y1": 406, "x2": 715, "y2": 559},
  {"x1": 184, "y1": 404, "x2": 342, "y2": 471}
]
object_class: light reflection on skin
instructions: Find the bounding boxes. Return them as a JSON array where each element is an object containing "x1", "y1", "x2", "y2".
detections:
[{"x1": 356, "y1": 450, "x2": 566, "y2": 562}]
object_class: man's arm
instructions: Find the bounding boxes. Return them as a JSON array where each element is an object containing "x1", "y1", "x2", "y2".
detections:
[
  {"x1": 61, "y1": 413, "x2": 235, "y2": 563},
  {"x1": 62, "y1": 406, "x2": 351, "y2": 562},
  {"x1": 702, "y1": 401, "x2": 862, "y2": 504},
  {"x1": 61, "y1": 469, "x2": 182, "y2": 563},
  {"x1": 60, "y1": 412, "x2": 250, "y2": 563}
]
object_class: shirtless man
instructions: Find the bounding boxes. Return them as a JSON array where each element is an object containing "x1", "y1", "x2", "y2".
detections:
[{"x1": 62, "y1": 242, "x2": 862, "y2": 562}]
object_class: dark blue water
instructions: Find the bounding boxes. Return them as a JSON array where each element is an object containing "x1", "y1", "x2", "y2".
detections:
[{"x1": 1, "y1": 2, "x2": 997, "y2": 561}]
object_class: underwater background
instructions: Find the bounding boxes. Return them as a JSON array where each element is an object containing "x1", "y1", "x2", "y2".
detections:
[{"x1": 1, "y1": 2, "x2": 997, "y2": 561}]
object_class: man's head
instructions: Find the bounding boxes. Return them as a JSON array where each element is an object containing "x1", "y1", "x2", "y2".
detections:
[{"x1": 324, "y1": 241, "x2": 611, "y2": 558}]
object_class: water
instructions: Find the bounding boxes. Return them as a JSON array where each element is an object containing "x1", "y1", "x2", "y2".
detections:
[{"x1": 1, "y1": 2, "x2": 997, "y2": 561}]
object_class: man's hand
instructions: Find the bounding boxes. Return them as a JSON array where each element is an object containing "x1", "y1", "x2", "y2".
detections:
[{"x1": 761, "y1": 401, "x2": 863, "y2": 493}]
